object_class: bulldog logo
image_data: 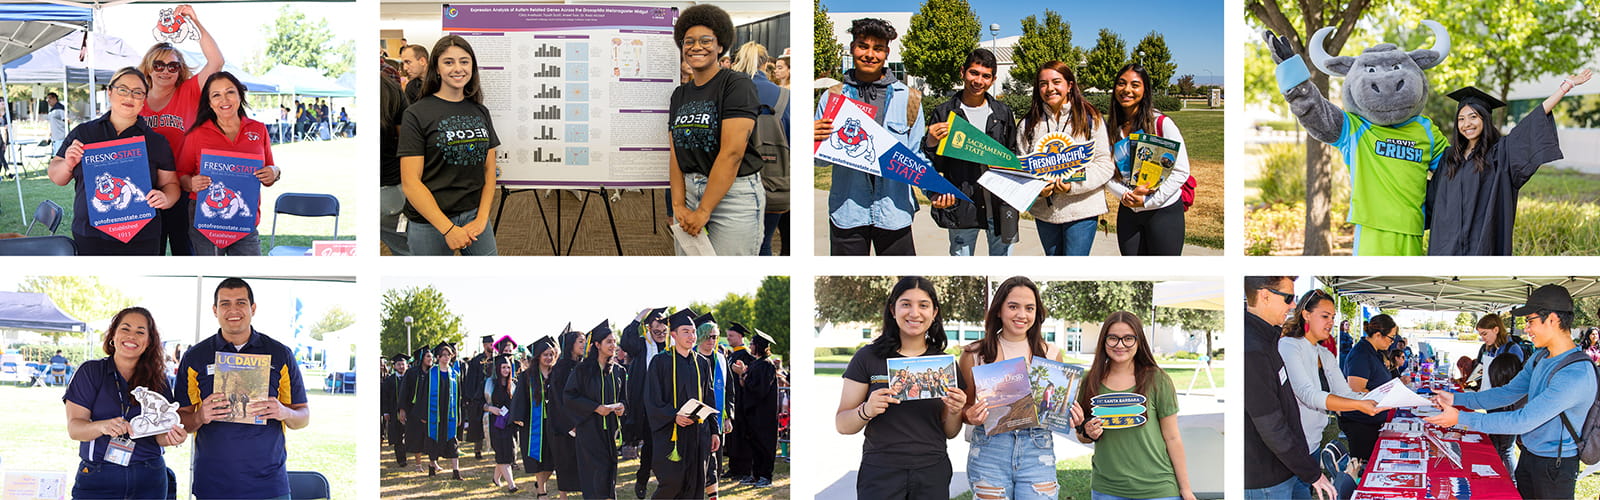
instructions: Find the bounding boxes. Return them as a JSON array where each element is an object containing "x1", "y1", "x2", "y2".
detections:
[
  {"x1": 152, "y1": 9, "x2": 199, "y2": 44},
  {"x1": 245, "y1": 131, "x2": 260, "y2": 142},
  {"x1": 830, "y1": 118, "x2": 874, "y2": 161},
  {"x1": 90, "y1": 172, "x2": 148, "y2": 212},
  {"x1": 200, "y1": 181, "x2": 252, "y2": 219}
]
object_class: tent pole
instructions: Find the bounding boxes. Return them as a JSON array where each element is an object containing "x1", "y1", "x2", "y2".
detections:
[{"x1": 4, "y1": 65, "x2": 25, "y2": 224}]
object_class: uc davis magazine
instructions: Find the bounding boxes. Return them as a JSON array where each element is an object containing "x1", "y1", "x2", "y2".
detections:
[{"x1": 215, "y1": 352, "x2": 271, "y2": 425}]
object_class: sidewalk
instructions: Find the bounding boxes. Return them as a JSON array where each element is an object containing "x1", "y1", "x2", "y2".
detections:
[
  {"x1": 808, "y1": 374, "x2": 1227, "y2": 499},
  {"x1": 813, "y1": 190, "x2": 1223, "y2": 256}
]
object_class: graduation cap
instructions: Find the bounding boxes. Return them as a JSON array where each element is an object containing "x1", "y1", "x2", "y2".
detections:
[
  {"x1": 434, "y1": 342, "x2": 456, "y2": 356},
  {"x1": 668, "y1": 308, "x2": 698, "y2": 329},
  {"x1": 528, "y1": 335, "x2": 557, "y2": 359},
  {"x1": 645, "y1": 307, "x2": 669, "y2": 323},
  {"x1": 726, "y1": 322, "x2": 751, "y2": 336},
  {"x1": 694, "y1": 312, "x2": 717, "y2": 327},
  {"x1": 480, "y1": 335, "x2": 496, "y2": 345},
  {"x1": 389, "y1": 352, "x2": 412, "y2": 362},
  {"x1": 1447, "y1": 86, "x2": 1506, "y2": 113},
  {"x1": 413, "y1": 347, "x2": 432, "y2": 362},
  {"x1": 495, "y1": 335, "x2": 518, "y2": 349},
  {"x1": 590, "y1": 320, "x2": 614, "y2": 342},
  {"x1": 750, "y1": 330, "x2": 775, "y2": 349}
]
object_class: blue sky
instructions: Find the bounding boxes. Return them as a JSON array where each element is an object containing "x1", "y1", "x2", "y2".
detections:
[{"x1": 824, "y1": 0, "x2": 1225, "y2": 83}]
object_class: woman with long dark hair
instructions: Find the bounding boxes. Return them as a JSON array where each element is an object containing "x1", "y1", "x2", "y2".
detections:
[
  {"x1": 63, "y1": 307, "x2": 188, "y2": 499},
  {"x1": 1339, "y1": 314, "x2": 1399, "y2": 462},
  {"x1": 139, "y1": 5, "x2": 224, "y2": 255},
  {"x1": 1075, "y1": 311, "x2": 1195, "y2": 500},
  {"x1": 835, "y1": 276, "x2": 969, "y2": 499},
  {"x1": 1427, "y1": 70, "x2": 1591, "y2": 255},
  {"x1": 565, "y1": 322, "x2": 626, "y2": 499},
  {"x1": 426, "y1": 343, "x2": 464, "y2": 480},
  {"x1": 1277, "y1": 290, "x2": 1379, "y2": 498},
  {"x1": 47, "y1": 68, "x2": 180, "y2": 255},
  {"x1": 399, "y1": 34, "x2": 500, "y2": 255},
  {"x1": 1016, "y1": 61, "x2": 1113, "y2": 256},
  {"x1": 957, "y1": 276, "x2": 1077, "y2": 499},
  {"x1": 177, "y1": 71, "x2": 281, "y2": 255},
  {"x1": 486, "y1": 355, "x2": 519, "y2": 492},
  {"x1": 400, "y1": 346, "x2": 435, "y2": 473},
  {"x1": 548, "y1": 330, "x2": 584, "y2": 498},
  {"x1": 513, "y1": 337, "x2": 559, "y2": 496},
  {"x1": 1105, "y1": 63, "x2": 1190, "y2": 255}
]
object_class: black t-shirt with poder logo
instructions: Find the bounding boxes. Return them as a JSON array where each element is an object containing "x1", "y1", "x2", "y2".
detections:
[
  {"x1": 669, "y1": 68, "x2": 762, "y2": 177},
  {"x1": 398, "y1": 95, "x2": 501, "y2": 222}
]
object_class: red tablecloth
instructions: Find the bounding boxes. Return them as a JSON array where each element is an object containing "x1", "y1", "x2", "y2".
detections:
[{"x1": 1354, "y1": 409, "x2": 1520, "y2": 499}]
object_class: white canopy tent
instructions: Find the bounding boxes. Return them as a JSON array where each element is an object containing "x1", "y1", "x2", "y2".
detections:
[
  {"x1": 1154, "y1": 280, "x2": 1225, "y2": 311},
  {"x1": 1319, "y1": 276, "x2": 1600, "y2": 313}
]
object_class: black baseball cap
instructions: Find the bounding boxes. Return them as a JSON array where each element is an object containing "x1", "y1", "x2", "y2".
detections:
[{"x1": 1510, "y1": 284, "x2": 1574, "y2": 316}]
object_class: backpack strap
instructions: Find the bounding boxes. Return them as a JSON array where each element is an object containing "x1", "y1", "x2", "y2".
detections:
[
  {"x1": 774, "y1": 87, "x2": 790, "y2": 119},
  {"x1": 1539, "y1": 350, "x2": 1592, "y2": 444}
]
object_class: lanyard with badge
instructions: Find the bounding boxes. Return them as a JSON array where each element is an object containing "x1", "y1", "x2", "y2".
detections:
[{"x1": 105, "y1": 370, "x2": 136, "y2": 466}]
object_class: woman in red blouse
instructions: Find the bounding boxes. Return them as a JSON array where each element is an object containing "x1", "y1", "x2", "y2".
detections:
[{"x1": 176, "y1": 72, "x2": 281, "y2": 255}]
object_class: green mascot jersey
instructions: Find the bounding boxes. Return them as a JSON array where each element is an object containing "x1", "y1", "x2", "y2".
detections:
[{"x1": 1330, "y1": 110, "x2": 1448, "y2": 256}]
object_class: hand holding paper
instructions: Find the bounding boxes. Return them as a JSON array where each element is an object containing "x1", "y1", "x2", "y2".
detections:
[
  {"x1": 814, "y1": 93, "x2": 971, "y2": 202},
  {"x1": 1361, "y1": 378, "x2": 1432, "y2": 408}
]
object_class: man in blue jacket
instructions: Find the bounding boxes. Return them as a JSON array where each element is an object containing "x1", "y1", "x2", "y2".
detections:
[{"x1": 1426, "y1": 284, "x2": 1595, "y2": 499}]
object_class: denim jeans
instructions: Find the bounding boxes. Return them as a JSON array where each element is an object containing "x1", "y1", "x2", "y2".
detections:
[
  {"x1": 759, "y1": 211, "x2": 789, "y2": 256},
  {"x1": 1244, "y1": 476, "x2": 1302, "y2": 500},
  {"x1": 967, "y1": 426, "x2": 1058, "y2": 499},
  {"x1": 380, "y1": 184, "x2": 411, "y2": 256},
  {"x1": 1290, "y1": 451, "x2": 1319, "y2": 500},
  {"x1": 1035, "y1": 217, "x2": 1097, "y2": 256},
  {"x1": 406, "y1": 208, "x2": 498, "y2": 255},
  {"x1": 1092, "y1": 491, "x2": 1181, "y2": 500},
  {"x1": 188, "y1": 209, "x2": 262, "y2": 256},
  {"x1": 73, "y1": 457, "x2": 168, "y2": 500},
  {"x1": 949, "y1": 218, "x2": 1013, "y2": 256},
  {"x1": 679, "y1": 172, "x2": 764, "y2": 256}
]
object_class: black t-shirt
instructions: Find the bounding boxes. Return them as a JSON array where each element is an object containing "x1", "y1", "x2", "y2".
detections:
[
  {"x1": 56, "y1": 113, "x2": 176, "y2": 242},
  {"x1": 381, "y1": 78, "x2": 407, "y2": 187},
  {"x1": 669, "y1": 69, "x2": 762, "y2": 177},
  {"x1": 398, "y1": 95, "x2": 500, "y2": 221},
  {"x1": 842, "y1": 344, "x2": 949, "y2": 469}
]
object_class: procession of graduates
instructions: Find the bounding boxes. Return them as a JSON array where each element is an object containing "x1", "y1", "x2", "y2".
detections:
[{"x1": 380, "y1": 307, "x2": 784, "y2": 499}]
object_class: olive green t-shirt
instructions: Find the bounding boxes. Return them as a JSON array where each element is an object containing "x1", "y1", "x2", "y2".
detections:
[{"x1": 1087, "y1": 371, "x2": 1180, "y2": 498}]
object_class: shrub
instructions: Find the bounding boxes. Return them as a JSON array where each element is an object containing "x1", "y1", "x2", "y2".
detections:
[
  {"x1": 1244, "y1": 203, "x2": 1305, "y2": 256},
  {"x1": 1514, "y1": 198, "x2": 1600, "y2": 255},
  {"x1": 1256, "y1": 142, "x2": 1307, "y2": 205}
]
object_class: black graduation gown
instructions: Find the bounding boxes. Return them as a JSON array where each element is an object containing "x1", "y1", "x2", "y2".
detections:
[
  {"x1": 725, "y1": 348, "x2": 756, "y2": 476},
  {"x1": 401, "y1": 366, "x2": 430, "y2": 453},
  {"x1": 511, "y1": 367, "x2": 558, "y2": 473},
  {"x1": 549, "y1": 357, "x2": 581, "y2": 492},
  {"x1": 1427, "y1": 107, "x2": 1562, "y2": 255},
  {"x1": 739, "y1": 356, "x2": 780, "y2": 478},
  {"x1": 646, "y1": 350, "x2": 715, "y2": 500},
  {"x1": 462, "y1": 353, "x2": 489, "y2": 442},
  {"x1": 383, "y1": 372, "x2": 407, "y2": 454},
  {"x1": 427, "y1": 366, "x2": 461, "y2": 459},
  {"x1": 565, "y1": 360, "x2": 625, "y2": 499},
  {"x1": 627, "y1": 342, "x2": 662, "y2": 488}
]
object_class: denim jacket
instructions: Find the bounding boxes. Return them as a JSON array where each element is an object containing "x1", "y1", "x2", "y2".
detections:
[{"x1": 816, "y1": 76, "x2": 925, "y2": 230}]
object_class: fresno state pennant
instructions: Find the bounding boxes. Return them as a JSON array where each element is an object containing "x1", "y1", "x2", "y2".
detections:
[
  {"x1": 814, "y1": 92, "x2": 970, "y2": 202},
  {"x1": 192, "y1": 149, "x2": 262, "y2": 249},
  {"x1": 81, "y1": 137, "x2": 156, "y2": 243}
]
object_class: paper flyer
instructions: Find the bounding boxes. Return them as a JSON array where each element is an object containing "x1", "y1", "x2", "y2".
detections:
[
  {"x1": 1362, "y1": 378, "x2": 1432, "y2": 408},
  {"x1": 976, "y1": 169, "x2": 1048, "y2": 212},
  {"x1": 193, "y1": 149, "x2": 262, "y2": 249},
  {"x1": 80, "y1": 136, "x2": 156, "y2": 243},
  {"x1": 1363, "y1": 472, "x2": 1423, "y2": 489}
]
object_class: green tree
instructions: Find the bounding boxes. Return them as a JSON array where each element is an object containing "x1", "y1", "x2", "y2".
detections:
[
  {"x1": 310, "y1": 306, "x2": 355, "y2": 341},
  {"x1": 1246, "y1": 0, "x2": 1390, "y2": 255},
  {"x1": 927, "y1": 276, "x2": 987, "y2": 324},
  {"x1": 1155, "y1": 307, "x2": 1224, "y2": 356},
  {"x1": 253, "y1": 5, "x2": 356, "y2": 78},
  {"x1": 1455, "y1": 312, "x2": 1477, "y2": 330},
  {"x1": 379, "y1": 285, "x2": 465, "y2": 358},
  {"x1": 1130, "y1": 31, "x2": 1176, "y2": 95},
  {"x1": 18, "y1": 276, "x2": 136, "y2": 344},
  {"x1": 753, "y1": 276, "x2": 791, "y2": 356},
  {"x1": 900, "y1": 0, "x2": 980, "y2": 94},
  {"x1": 1175, "y1": 74, "x2": 1197, "y2": 95},
  {"x1": 814, "y1": 0, "x2": 844, "y2": 80},
  {"x1": 713, "y1": 293, "x2": 756, "y2": 333},
  {"x1": 1008, "y1": 10, "x2": 1081, "y2": 97},
  {"x1": 815, "y1": 276, "x2": 895, "y2": 324},
  {"x1": 1040, "y1": 281, "x2": 1153, "y2": 324},
  {"x1": 1081, "y1": 28, "x2": 1127, "y2": 93}
]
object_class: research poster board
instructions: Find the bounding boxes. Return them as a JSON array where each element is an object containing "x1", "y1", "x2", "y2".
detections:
[{"x1": 443, "y1": 4, "x2": 679, "y2": 188}]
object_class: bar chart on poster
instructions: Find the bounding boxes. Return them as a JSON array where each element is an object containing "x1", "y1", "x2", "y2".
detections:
[{"x1": 443, "y1": 4, "x2": 679, "y2": 187}]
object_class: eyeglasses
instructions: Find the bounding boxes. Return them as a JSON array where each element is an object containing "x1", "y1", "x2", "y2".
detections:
[
  {"x1": 1106, "y1": 335, "x2": 1138, "y2": 347},
  {"x1": 1523, "y1": 314, "x2": 1544, "y2": 325},
  {"x1": 110, "y1": 86, "x2": 147, "y2": 99},
  {"x1": 151, "y1": 60, "x2": 183, "y2": 74},
  {"x1": 1264, "y1": 287, "x2": 1295, "y2": 305},
  {"x1": 682, "y1": 36, "x2": 717, "y2": 49}
]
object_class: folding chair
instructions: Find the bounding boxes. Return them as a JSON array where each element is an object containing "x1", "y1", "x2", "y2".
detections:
[
  {"x1": 287, "y1": 470, "x2": 330, "y2": 499},
  {"x1": 25, "y1": 200, "x2": 63, "y2": 236},
  {"x1": 0, "y1": 235, "x2": 76, "y2": 256},
  {"x1": 267, "y1": 193, "x2": 340, "y2": 256}
]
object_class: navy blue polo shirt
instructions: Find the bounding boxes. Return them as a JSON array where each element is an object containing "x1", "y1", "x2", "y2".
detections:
[
  {"x1": 55, "y1": 111, "x2": 176, "y2": 242},
  {"x1": 1341, "y1": 338, "x2": 1394, "y2": 424},
  {"x1": 174, "y1": 329, "x2": 307, "y2": 499},
  {"x1": 62, "y1": 358, "x2": 173, "y2": 463}
]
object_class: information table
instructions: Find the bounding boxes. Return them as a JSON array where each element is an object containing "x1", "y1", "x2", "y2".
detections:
[{"x1": 1353, "y1": 407, "x2": 1520, "y2": 499}]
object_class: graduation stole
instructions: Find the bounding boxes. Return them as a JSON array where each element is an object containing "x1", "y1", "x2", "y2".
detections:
[
  {"x1": 600, "y1": 363, "x2": 618, "y2": 431},
  {"x1": 708, "y1": 351, "x2": 726, "y2": 429},
  {"x1": 669, "y1": 350, "x2": 704, "y2": 462},
  {"x1": 427, "y1": 365, "x2": 458, "y2": 441},
  {"x1": 527, "y1": 370, "x2": 546, "y2": 461}
]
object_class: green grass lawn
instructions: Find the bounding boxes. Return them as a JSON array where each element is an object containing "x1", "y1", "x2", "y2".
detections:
[
  {"x1": 0, "y1": 385, "x2": 356, "y2": 499},
  {"x1": 0, "y1": 138, "x2": 357, "y2": 253},
  {"x1": 379, "y1": 439, "x2": 790, "y2": 499},
  {"x1": 815, "y1": 354, "x2": 853, "y2": 364}
]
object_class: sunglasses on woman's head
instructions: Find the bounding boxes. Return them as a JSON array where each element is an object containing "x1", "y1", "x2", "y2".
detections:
[{"x1": 151, "y1": 60, "x2": 182, "y2": 73}]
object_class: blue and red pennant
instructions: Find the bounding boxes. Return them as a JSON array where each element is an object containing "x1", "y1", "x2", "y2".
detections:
[
  {"x1": 192, "y1": 149, "x2": 263, "y2": 249},
  {"x1": 81, "y1": 136, "x2": 156, "y2": 243}
]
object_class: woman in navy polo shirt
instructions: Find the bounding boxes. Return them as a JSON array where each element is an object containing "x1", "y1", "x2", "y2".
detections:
[
  {"x1": 63, "y1": 307, "x2": 187, "y2": 499},
  {"x1": 1338, "y1": 314, "x2": 1399, "y2": 462},
  {"x1": 47, "y1": 68, "x2": 180, "y2": 255}
]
